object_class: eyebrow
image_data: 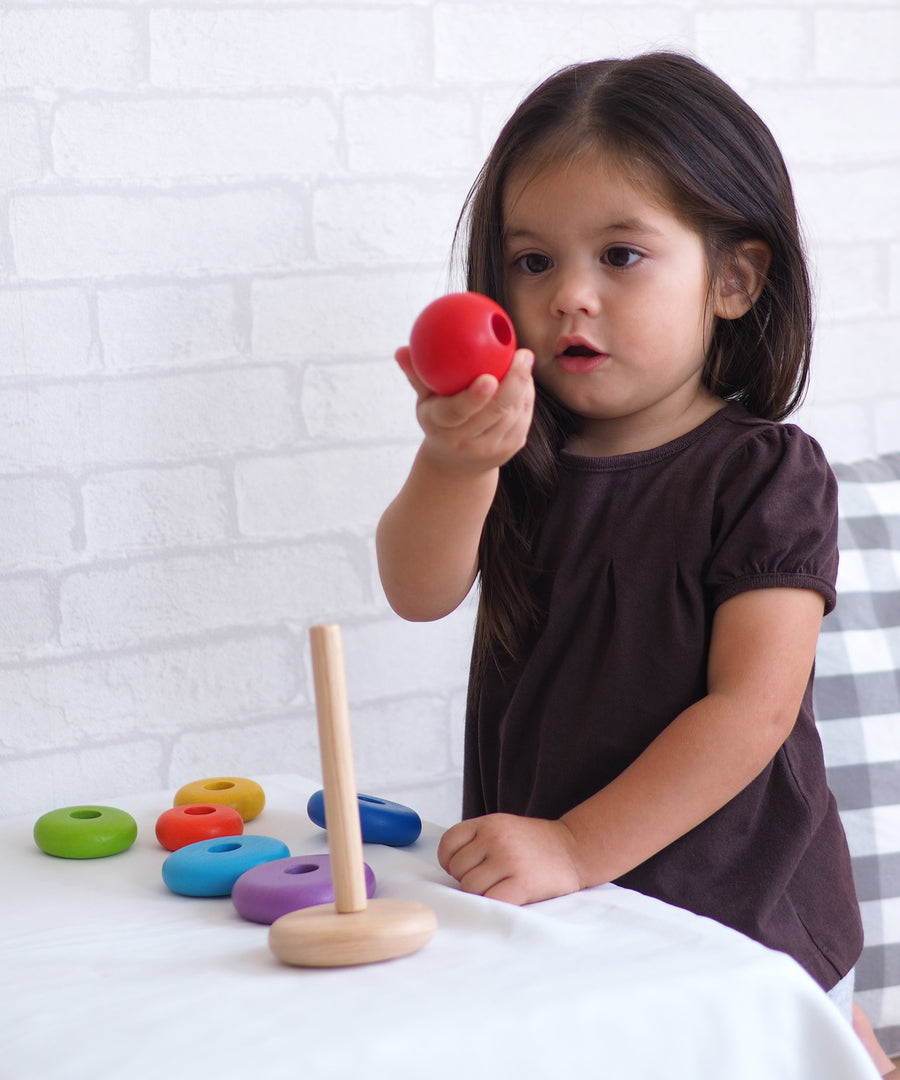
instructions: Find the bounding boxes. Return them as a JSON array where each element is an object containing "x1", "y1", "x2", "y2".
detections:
[{"x1": 503, "y1": 218, "x2": 665, "y2": 245}]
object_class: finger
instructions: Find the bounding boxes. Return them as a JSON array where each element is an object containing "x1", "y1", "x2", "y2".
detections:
[
  {"x1": 458, "y1": 862, "x2": 510, "y2": 898},
  {"x1": 421, "y1": 388, "x2": 501, "y2": 446},
  {"x1": 431, "y1": 350, "x2": 534, "y2": 434},
  {"x1": 437, "y1": 820, "x2": 478, "y2": 872},
  {"x1": 445, "y1": 839, "x2": 491, "y2": 885},
  {"x1": 482, "y1": 877, "x2": 528, "y2": 905},
  {"x1": 394, "y1": 346, "x2": 434, "y2": 399}
]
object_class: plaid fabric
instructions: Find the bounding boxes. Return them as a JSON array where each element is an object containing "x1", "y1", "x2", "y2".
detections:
[{"x1": 815, "y1": 451, "x2": 900, "y2": 1054}]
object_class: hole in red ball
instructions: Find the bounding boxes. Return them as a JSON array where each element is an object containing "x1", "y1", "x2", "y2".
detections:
[
  {"x1": 284, "y1": 863, "x2": 319, "y2": 875},
  {"x1": 208, "y1": 842, "x2": 242, "y2": 853},
  {"x1": 491, "y1": 314, "x2": 513, "y2": 346},
  {"x1": 184, "y1": 806, "x2": 216, "y2": 816}
]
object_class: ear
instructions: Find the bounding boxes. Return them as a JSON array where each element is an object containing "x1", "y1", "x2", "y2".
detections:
[{"x1": 713, "y1": 240, "x2": 772, "y2": 320}]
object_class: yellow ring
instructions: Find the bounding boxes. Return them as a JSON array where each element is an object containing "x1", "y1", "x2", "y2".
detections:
[{"x1": 174, "y1": 777, "x2": 265, "y2": 822}]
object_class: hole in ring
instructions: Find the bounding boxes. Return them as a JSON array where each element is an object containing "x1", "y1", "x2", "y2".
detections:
[
  {"x1": 284, "y1": 863, "x2": 319, "y2": 875},
  {"x1": 491, "y1": 313, "x2": 513, "y2": 346},
  {"x1": 183, "y1": 806, "x2": 217, "y2": 816},
  {"x1": 70, "y1": 809, "x2": 102, "y2": 820},
  {"x1": 208, "y1": 842, "x2": 242, "y2": 853},
  {"x1": 204, "y1": 782, "x2": 235, "y2": 791}
]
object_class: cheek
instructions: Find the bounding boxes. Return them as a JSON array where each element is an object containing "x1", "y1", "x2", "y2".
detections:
[{"x1": 505, "y1": 295, "x2": 539, "y2": 347}]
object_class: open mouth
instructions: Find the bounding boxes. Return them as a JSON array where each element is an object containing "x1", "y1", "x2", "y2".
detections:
[{"x1": 556, "y1": 339, "x2": 607, "y2": 373}]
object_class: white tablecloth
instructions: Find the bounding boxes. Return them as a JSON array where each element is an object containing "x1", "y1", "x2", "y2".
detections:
[{"x1": 1, "y1": 775, "x2": 879, "y2": 1079}]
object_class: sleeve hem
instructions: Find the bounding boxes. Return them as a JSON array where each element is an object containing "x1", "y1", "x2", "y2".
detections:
[{"x1": 712, "y1": 573, "x2": 837, "y2": 616}]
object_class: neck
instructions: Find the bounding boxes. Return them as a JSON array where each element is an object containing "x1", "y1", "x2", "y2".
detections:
[{"x1": 568, "y1": 394, "x2": 727, "y2": 458}]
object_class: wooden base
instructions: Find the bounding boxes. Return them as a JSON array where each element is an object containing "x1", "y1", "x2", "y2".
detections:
[{"x1": 269, "y1": 897, "x2": 437, "y2": 968}]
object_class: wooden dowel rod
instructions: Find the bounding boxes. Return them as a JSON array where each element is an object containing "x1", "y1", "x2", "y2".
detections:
[{"x1": 309, "y1": 623, "x2": 368, "y2": 914}]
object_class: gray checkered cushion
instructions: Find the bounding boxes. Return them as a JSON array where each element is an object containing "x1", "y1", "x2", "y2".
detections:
[{"x1": 815, "y1": 451, "x2": 900, "y2": 1054}]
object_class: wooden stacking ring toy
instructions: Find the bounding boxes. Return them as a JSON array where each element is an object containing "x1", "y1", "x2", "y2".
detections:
[
  {"x1": 308, "y1": 789, "x2": 422, "y2": 847},
  {"x1": 173, "y1": 777, "x2": 265, "y2": 822},
  {"x1": 155, "y1": 803, "x2": 245, "y2": 851},
  {"x1": 33, "y1": 805, "x2": 137, "y2": 859},
  {"x1": 268, "y1": 624, "x2": 437, "y2": 967},
  {"x1": 232, "y1": 854, "x2": 376, "y2": 924},
  {"x1": 162, "y1": 834, "x2": 289, "y2": 897}
]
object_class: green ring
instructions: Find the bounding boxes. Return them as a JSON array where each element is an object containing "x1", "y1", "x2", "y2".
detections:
[{"x1": 34, "y1": 805, "x2": 138, "y2": 859}]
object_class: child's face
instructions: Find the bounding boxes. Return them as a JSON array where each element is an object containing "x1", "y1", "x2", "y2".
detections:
[{"x1": 502, "y1": 150, "x2": 722, "y2": 454}]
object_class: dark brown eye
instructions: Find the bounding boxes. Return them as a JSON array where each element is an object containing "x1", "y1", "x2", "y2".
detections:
[
  {"x1": 604, "y1": 246, "x2": 641, "y2": 269},
  {"x1": 520, "y1": 253, "x2": 551, "y2": 274}
]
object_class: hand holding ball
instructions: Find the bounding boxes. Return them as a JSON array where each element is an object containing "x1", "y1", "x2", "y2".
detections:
[{"x1": 409, "y1": 292, "x2": 516, "y2": 396}]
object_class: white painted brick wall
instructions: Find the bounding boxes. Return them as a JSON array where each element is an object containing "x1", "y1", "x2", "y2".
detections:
[{"x1": 1, "y1": 1, "x2": 897, "y2": 827}]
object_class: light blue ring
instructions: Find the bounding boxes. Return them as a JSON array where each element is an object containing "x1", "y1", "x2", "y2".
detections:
[{"x1": 162, "y1": 834, "x2": 290, "y2": 897}]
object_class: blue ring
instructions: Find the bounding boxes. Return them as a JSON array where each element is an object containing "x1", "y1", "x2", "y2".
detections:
[
  {"x1": 162, "y1": 834, "x2": 290, "y2": 897},
  {"x1": 307, "y1": 790, "x2": 422, "y2": 846}
]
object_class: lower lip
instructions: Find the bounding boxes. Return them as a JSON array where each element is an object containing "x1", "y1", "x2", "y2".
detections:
[{"x1": 557, "y1": 353, "x2": 608, "y2": 374}]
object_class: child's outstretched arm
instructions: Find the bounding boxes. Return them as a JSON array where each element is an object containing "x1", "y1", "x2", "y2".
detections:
[
  {"x1": 438, "y1": 586, "x2": 826, "y2": 904},
  {"x1": 377, "y1": 346, "x2": 534, "y2": 622}
]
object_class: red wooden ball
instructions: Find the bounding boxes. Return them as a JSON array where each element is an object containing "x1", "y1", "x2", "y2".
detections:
[
  {"x1": 155, "y1": 803, "x2": 245, "y2": 851},
  {"x1": 409, "y1": 292, "x2": 516, "y2": 396}
]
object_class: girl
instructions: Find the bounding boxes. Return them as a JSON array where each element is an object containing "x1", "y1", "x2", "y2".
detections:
[{"x1": 377, "y1": 52, "x2": 887, "y2": 1067}]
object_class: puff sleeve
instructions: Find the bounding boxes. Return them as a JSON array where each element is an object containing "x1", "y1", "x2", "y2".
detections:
[{"x1": 705, "y1": 424, "x2": 838, "y2": 614}]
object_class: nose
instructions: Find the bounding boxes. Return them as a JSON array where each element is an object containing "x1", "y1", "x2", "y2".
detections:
[{"x1": 551, "y1": 264, "x2": 601, "y2": 318}]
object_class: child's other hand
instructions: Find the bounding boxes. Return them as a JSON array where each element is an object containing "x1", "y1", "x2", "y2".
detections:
[
  {"x1": 395, "y1": 346, "x2": 535, "y2": 475},
  {"x1": 437, "y1": 812, "x2": 583, "y2": 906}
]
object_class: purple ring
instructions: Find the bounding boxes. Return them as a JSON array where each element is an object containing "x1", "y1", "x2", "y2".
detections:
[{"x1": 231, "y1": 854, "x2": 376, "y2": 924}]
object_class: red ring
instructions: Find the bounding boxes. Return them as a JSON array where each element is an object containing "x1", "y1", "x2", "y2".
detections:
[{"x1": 155, "y1": 803, "x2": 245, "y2": 851}]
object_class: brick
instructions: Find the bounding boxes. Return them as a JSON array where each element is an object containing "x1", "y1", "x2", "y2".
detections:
[
  {"x1": 0, "y1": 475, "x2": 78, "y2": 568},
  {"x1": 814, "y1": 243, "x2": 886, "y2": 319},
  {"x1": 344, "y1": 92, "x2": 478, "y2": 176},
  {"x1": 0, "y1": 632, "x2": 298, "y2": 752},
  {"x1": 891, "y1": 244, "x2": 900, "y2": 313},
  {"x1": 0, "y1": 576, "x2": 56, "y2": 657},
  {"x1": 0, "y1": 368, "x2": 296, "y2": 472},
  {"x1": 169, "y1": 714, "x2": 321, "y2": 791},
  {"x1": 812, "y1": 319, "x2": 900, "y2": 401},
  {"x1": 252, "y1": 271, "x2": 444, "y2": 360},
  {"x1": 0, "y1": 287, "x2": 95, "y2": 377},
  {"x1": 793, "y1": 400, "x2": 875, "y2": 466},
  {"x1": 816, "y1": 11, "x2": 900, "y2": 82},
  {"x1": 10, "y1": 190, "x2": 309, "y2": 280},
  {"x1": 82, "y1": 465, "x2": 230, "y2": 556},
  {"x1": 367, "y1": 776, "x2": 463, "y2": 829},
  {"x1": 59, "y1": 540, "x2": 371, "y2": 649},
  {"x1": 748, "y1": 87, "x2": 900, "y2": 165},
  {"x1": 301, "y1": 360, "x2": 420, "y2": 442},
  {"x1": 235, "y1": 445, "x2": 416, "y2": 538},
  {"x1": 793, "y1": 165, "x2": 900, "y2": 245},
  {"x1": 434, "y1": 4, "x2": 688, "y2": 84},
  {"x1": 150, "y1": 8, "x2": 428, "y2": 90},
  {"x1": 313, "y1": 180, "x2": 465, "y2": 266},
  {"x1": 0, "y1": 101, "x2": 42, "y2": 184},
  {"x1": 342, "y1": 608, "x2": 475, "y2": 702},
  {"x1": 0, "y1": 9, "x2": 142, "y2": 91},
  {"x1": 478, "y1": 85, "x2": 534, "y2": 158},
  {"x1": 0, "y1": 742, "x2": 165, "y2": 820},
  {"x1": 52, "y1": 97, "x2": 338, "y2": 182},
  {"x1": 875, "y1": 400, "x2": 900, "y2": 456},
  {"x1": 97, "y1": 283, "x2": 242, "y2": 372},
  {"x1": 449, "y1": 686, "x2": 467, "y2": 770},
  {"x1": 696, "y1": 10, "x2": 810, "y2": 82},
  {"x1": 352, "y1": 696, "x2": 453, "y2": 788}
]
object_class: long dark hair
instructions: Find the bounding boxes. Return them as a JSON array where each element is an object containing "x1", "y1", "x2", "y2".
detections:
[{"x1": 456, "y1": 52, "x2": 814, "y2": 688}]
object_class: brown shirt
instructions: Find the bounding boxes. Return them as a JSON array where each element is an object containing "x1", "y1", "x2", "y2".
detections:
[{"x1": 464, "y1": 403, "x2": 863, "y2": 990}]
